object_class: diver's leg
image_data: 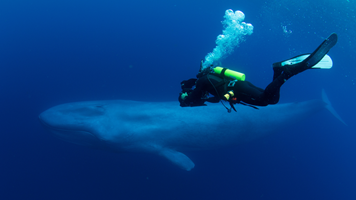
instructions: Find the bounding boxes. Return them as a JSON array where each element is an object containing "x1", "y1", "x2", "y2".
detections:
[
  {"x1": 262, "y1": 74, "x2": 287, "y2": 104},
  {"x1": 232, "y1": 79, "x2": 283, "y2": 106},
  {"x1": 233, "y1": 81, "x2": 268, "y2": 106}
]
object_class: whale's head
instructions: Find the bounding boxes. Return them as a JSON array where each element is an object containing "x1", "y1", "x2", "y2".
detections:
[{"x1": 39, "y1": 102, "x2": 108, "y2": 147}]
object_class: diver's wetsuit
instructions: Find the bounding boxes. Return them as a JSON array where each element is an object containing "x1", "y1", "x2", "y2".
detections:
[{"x1": 180, "y1": 71, "x2": 287, "y2": 107}]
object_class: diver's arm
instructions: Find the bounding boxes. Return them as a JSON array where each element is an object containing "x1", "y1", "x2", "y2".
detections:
[
  {"x1": 179, "y1": 90, "x2": 206, "y2": 107},
  {"x1": 184, "y1": 79, "x2": 206, "y2": 103},
  {"x1": 179, "y1": 78, "x2": 208, "y2": 107}
]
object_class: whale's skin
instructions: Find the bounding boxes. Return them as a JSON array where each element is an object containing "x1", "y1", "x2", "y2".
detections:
[{"x1": 39, "y1": 99, "x2": 326, "y2": 170}]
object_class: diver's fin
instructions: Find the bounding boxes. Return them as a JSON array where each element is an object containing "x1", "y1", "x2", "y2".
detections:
[
  {"x1": 159, "y1": 148, "x2": 195, "y2": 171},
  {"x1": 322, "y1": 89, "x2": 347, "y2": 126},
  {"x1": 312, "y1": 54, "x2": 333, "y2": 69},
  {"x1": 305, "y1": 33, "x2": 338, "y2": 68},
  {"x1": 281, "y1": 54, "x2": 333, "y2": 69},
  {"x1": 273, "y1": 33, "x2": 337, "y2": 78}
]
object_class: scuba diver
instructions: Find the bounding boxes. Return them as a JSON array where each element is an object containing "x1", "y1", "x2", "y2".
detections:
[{"x1": 179, "y1": 33, "x2": 338, "y2": 112}]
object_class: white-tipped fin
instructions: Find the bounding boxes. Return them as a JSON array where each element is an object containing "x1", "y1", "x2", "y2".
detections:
[
  {"x1": 322, "y1": 89, "x2": 347, "y2": 126},
  {"x1": 282, "y1": 54, "x2": 333, "y2": 69},
  {"x1": 312, "y1": 55, "x2": 333, "y2": 69}
]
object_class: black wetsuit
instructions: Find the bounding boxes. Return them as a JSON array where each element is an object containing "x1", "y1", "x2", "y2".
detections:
[{"x1": 179, "y1": 69, "x2": 288, "y2": 107}]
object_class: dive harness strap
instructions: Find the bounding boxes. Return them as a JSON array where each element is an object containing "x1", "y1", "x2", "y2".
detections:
[
  {"x1": 207, "y1": 74, "x2": 230, "y2": 90},
  {"x1": 220, "y1": 67, "x2": 228, "y2": 77},
  {"x1": 227, "y1": 99, "x2": 259, "y2": 112},
  {"x1": 237, "y1": 101, "x2": 259, "y2": 110},
  {"x1": 207, "y1": 72, "x2": 259, "y2": 113},
  {"x1": 206, "y1": 73, "x2": 233, "y2": 113}
]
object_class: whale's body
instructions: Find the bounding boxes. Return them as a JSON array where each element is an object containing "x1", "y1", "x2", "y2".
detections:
[{"x1": 38, "y1": 96, "x2": 340, "y2": 171}]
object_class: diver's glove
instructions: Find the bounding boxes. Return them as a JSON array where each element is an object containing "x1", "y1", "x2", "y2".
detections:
[
  {"x1": 179, "y1": 91, "x2": 206, "y2": 107},
  {"x1": 181, "y1": 92, "x2": 188, "y2": 100},
  {"x1": 179, "y1": 91, "x2": 190, "y2": 107}
]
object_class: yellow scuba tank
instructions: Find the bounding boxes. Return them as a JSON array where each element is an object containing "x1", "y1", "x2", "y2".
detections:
[{"x1": 213, "y1": 66, "x2": 245, "y2": 81}]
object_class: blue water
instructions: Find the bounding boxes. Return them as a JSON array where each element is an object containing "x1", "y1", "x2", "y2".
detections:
[{"x1": 1, "y1": 0, "x2": 356, "y2": 199}]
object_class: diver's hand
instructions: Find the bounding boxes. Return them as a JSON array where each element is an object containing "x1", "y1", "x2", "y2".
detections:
[{"x1": 180, "y1": 92, "x2": 188, "y2": 100}]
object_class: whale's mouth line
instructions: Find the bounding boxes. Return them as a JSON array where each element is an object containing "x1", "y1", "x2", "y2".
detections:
[
  {"x1": 38, "y1": 116, "x2": 95, "y2": 136},
  {"x1": 38, "y1": 116, "x2": 102, "y2": 147}
]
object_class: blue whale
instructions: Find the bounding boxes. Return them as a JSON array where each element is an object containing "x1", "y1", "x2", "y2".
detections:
[{"x1": 38, "y1": 91, "x2": 345, "y2": 171}]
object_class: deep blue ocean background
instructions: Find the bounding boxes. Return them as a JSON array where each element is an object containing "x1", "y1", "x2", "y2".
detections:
[{"x1": 1, "y1": 0, "x2": 356, "y2": 199}]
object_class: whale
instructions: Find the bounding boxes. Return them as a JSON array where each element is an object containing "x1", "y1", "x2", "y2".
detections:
[{"x1": 38, "y1": 90, "x2": 345, "y2": 171}]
